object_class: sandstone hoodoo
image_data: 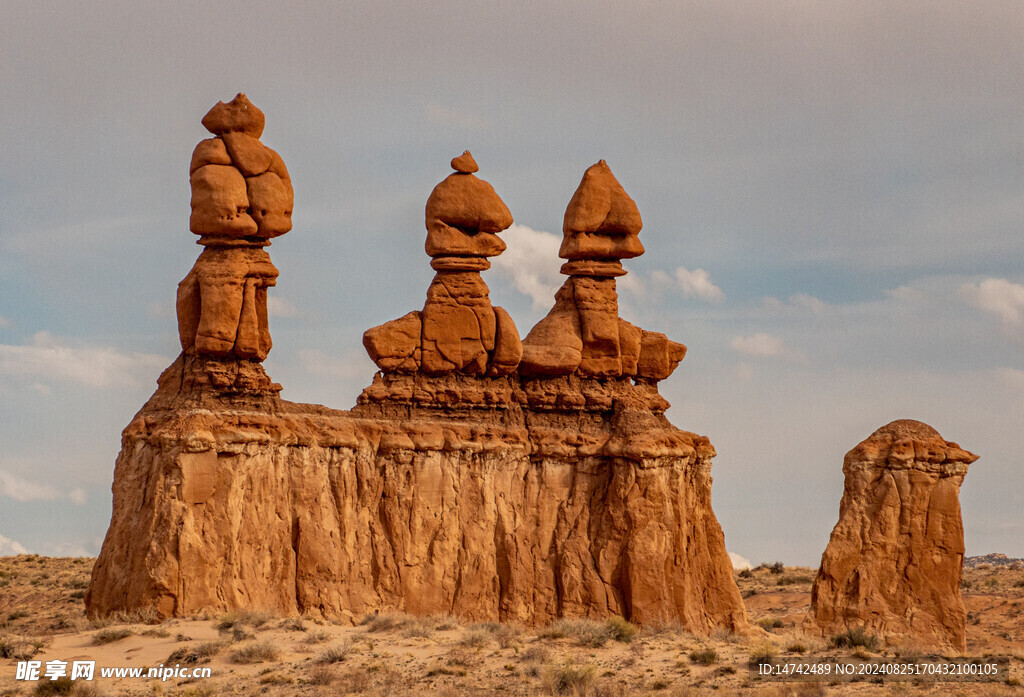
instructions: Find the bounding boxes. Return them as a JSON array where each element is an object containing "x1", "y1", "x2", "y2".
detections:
[
  {"x1": 87, "y1": 111, "x2": 746, "y2": 635},
  {"x1": 808, "y1": 419, "x2": 978, "y2": 650},
  {"x1": 175, "y1": 93, "x2": 293, "y2": 394},
  {"x1": 519, "y1": 160, "x2": 687, "y2": 381},
  {"x1": 361, "y1": 151, "x2": 522, "y2": 380}
]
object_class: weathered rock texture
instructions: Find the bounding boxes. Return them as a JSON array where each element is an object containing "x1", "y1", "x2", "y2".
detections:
[
  {"x1": 363, "y1": 152, "x2": 522, "y2": 376},
  {"x1": 520, "y1": 161, "x2": 686, "y2": 379},
  {"x1": 176, "y1": 94, "x2": 292, "y2": 391},
  {"x1": 808, "y1": 419, "x2": 978, "y2": 650},
  {"x1": 88, "y1": 134, "x2": 746, "y2": 635}
]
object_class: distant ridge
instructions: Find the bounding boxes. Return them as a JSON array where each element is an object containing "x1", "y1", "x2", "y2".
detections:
[{"x1": 965, "y1": 553, "x2": 1023, "y2": 568}]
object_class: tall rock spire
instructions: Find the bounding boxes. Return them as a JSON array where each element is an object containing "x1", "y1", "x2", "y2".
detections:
[
  {"x1": 519, "y1": 161, "x2": 686, "y2": 380},
  {"x1": 362, "y1": 152, "x2": 522, "y2": 379},
  {"x1": 174, "y1": 94, "x2": 292, "y2": 392}
]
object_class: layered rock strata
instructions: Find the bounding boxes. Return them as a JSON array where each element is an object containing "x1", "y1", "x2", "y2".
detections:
[
  {"x1": 88, "y1": 132, "x2": 746, "y2": 634},
  {"x1": 808, "y1": 420, "x2": 978, "y2": 650}
]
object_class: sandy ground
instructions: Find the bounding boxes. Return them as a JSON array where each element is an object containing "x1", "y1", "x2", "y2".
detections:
[{"x1": 0, "y1": 556, "x2": 1021, "y2": 696}]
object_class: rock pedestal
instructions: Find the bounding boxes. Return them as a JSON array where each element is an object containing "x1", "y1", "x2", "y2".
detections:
[
  {"x1": 520, "y1": 161, "x2": 686, "y2": 379},
  {"x1": 87, "y1": 137, "x2": 746, "y2": 634},
  {"x1": 808, "y1": 419, "x2": 978, "y2": 650},
  {"x1": 175, "y1": 93, "x2": 292, "y2": 393}
]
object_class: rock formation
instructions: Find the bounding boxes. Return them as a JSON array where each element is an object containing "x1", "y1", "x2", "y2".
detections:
[
  {"x1": 175, "y1": 93, "x2": 292, "y2": 393},
  {"x1": 362, "y1": 152, "x2": 522, "y2": 377},
  {"x1": 87, "y1": 118, "x2": 747, "y2": 635},
  {"x1": 808, "y1": 419, "x2": 978, "y2": 650},
  {"x1": 519, "y1": 161, "x2": 686, "y2": 380}
]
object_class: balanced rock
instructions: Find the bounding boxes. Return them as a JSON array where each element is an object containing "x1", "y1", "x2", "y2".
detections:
[
  {"x1": 520, "y1": 161, "x2": 686, "y2": 379},
  {"x1": 363, "y1": 153, "x2": 522, "y2": 377},
  {"x1": 176, "y1": 94, "x2": 292, "y2": 391},
  {"x1": 808, "y1": 419, "x2": 978, "y2": 650}
]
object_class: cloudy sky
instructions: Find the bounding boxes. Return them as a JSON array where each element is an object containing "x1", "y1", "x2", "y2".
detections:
[{"x1": 1, "y1": 1, "x2": 1021, "y2": 564}]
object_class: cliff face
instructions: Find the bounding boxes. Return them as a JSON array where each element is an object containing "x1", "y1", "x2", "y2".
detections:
[
  {"x1": 87, "y1": 356, "x2": 747, "y2": 632},
  {"x1": 808, "y1": 420, "x2": 978, "y2": 650},
  {"x1": 87, "y1": 113, "x2": 747, "y2": 634}
]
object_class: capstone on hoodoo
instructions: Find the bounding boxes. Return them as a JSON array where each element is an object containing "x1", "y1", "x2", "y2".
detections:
[
  {"x1": 361, "y1": 151, "x2": 522, "y2": 380},
  {"x1": 175, "y1": 93, "x2": 293, "y2": 393}
]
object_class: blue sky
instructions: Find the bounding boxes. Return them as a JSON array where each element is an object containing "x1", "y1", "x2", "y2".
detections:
[{"x1": 1, "y1": 1, "x2": 1021, "y2": 564}]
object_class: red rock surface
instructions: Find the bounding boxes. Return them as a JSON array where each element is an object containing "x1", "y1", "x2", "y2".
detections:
[
  {"x1": 520, "y1": 161, "x2": 686, "y2": 379},
  {"x1": 808, "y1": 419, "x2": 978, "y2": 650},
  {"x1": 88, "y1": 126, "x2": 746, "y2": 635},
  {"x1": 177, "y1": 94, "x2": 292, "y2": 373},
  {"x1": 364, "y1": 153, "x2": 522, "y2": 376}
]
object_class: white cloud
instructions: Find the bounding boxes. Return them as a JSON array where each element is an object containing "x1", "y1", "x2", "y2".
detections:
[
  {"x1": 0, "y1": 332, "x2": 167, "y2": 389},
  {"x1": 959, "y1": 278, "x2": 1024, "y2": 328},
  {"x1": 761, "y1": 293, "x2": 829, "y2": 315},
  {"x1": 0, "y1": 467, "x2": 87, "y2": 505},
  {"x1": 267, "y1": 296, "x2": 300, "y2": 318},
  {"x1": 675, "y1": 267, "x2": 725, "y2": 303},
  {"x1": 491, "y1": 224, "x2": 564, "y2": 309},
  {"x1": 0, "y1": 533, "x2": 28, "y2": 556},
  {"x1": 729, "y1": 552, "x2": 752, "y2": 570},
  {"x1": 730, "y1": 332, "x2": 791, "y2": 358}
]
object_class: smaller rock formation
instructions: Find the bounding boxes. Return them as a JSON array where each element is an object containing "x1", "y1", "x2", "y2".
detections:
[
  {"x1": 519, "y1": 161, "x2": 686, "y2": 379},
  {"x1": 362, "y1": 152, "x2": 522, "y2": 380},
  {"x1": 808, "y1": 419, "x2": 978, "y2": 650},
  {"x1": 175, "y1": 94, "x2": 292, "y2": 393}
]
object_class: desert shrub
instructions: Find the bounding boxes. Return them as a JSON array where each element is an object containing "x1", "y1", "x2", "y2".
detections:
[
  {"x1": 605, "y1": 616, "x2": 637, "y2": 643},
  {"x1": 829, "y1": 627, "x2": 879, "y2": 651},
  {"x1": 279, "y1": 617, "x2": 306, "y2": 631},
  {"x1": 229, "y1": 627, "x2": 254, "y2": 642},
  {"x1": 401, "y1": 617, "x2": 436, "y2": 638},
  {"x1": 786, "y1": 641, "x2": 809, "y2": 653},
  {"x1": 738, "y1": 568, "x2": 753, "y2": 578},
  {"x1": 89, "y1": 608, "x2": 157, "y2": 628},
  {"x1": 432, "y1": 614, "x2": 460, "y2": 630},
  {"x1": 316, "y1": 642, "x2": 352, "y2": 664},
  {"x1": 758, "y1": 618, "x2": 785, "y2": 631},
  {"x1": 689, "y1": 647, "x2": 717, "y2": 665},
  {"x1": 458, "y1": 629, "x2": 490, "y2": 649},
  {"x1": 92, "y1": 628, "x2": 132, "y2": 645},
  {"x1": 308, "y1": 665, "x2": 337, "y2": 686},
  {"x1": 542, "y1": 659, "x2": 596, "y2": 695},
  {"x1": 303, "y1": 629, "x2": 331, "y2": 644},
  {"x1": 215, "y1": 610, "x2": 272, "y2": 632},
  {"x1": 748, "y1": 641, "x2": 779, "y2": 666},
  {"x1": 776, "y1": 575, "x2": 814, "y2": 586},
  {"x1": 32, "y1": 676, "x2": 75, "y2": 695},
  {"x1": 167, "y1": 641, "x2": 226, "y2": 664},
  {"x1": 521, "y1": 645, "x2": 551, "y2": 663},
  {"x1": 494, "y1": 624, "x2": 522, "y2": 649},
  {"x1": 769, "y1": 561, "x2": 785, "y2": 574},
  {"x1": 229, "y1": 641, "x2": 279, "y2": 664},
  {"x1": 363, "y1": 612, "x2": 414, "y2": 633},
  {"x1": 538, "y1": 618, "x2": 610, "y2": 647}
]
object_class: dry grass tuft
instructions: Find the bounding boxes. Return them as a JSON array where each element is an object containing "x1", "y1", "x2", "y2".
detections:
[
  {"x1": 90, "y1": 627, "x2": 132, "y2": 645},
  {"x1": 229, "y1": 640, "x2": 280, "y2": 664}
]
